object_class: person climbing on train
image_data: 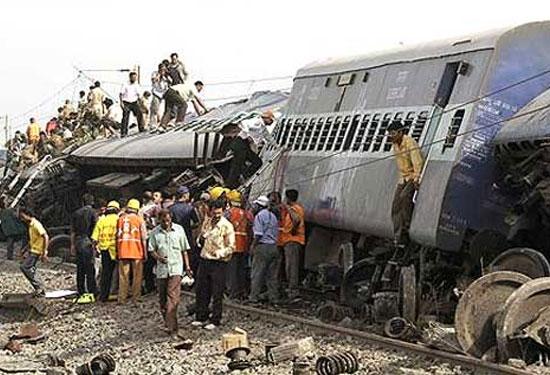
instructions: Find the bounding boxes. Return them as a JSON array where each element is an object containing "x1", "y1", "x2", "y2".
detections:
[
  {"x1": 223, "y1": 111, "x2": 277, "y2": 189},
  {"x1": 387, "y1": 119, "x2": 424, "y2": 247}
]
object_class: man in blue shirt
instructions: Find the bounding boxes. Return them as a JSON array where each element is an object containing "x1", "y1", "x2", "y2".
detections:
[
  {"x1": 248, "y1": 195, "x2": 280, "y2": 304},
  {"x1": 169, "y1": 186, "x2": 200, "y2": 273},
  {"x1": 149, "y1": 209, "x2": 191, "y2": 337}
]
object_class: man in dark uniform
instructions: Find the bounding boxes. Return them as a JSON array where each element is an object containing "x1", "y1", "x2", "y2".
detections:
[{"x1": 71, "y1": 193, "x2": 99, "y2": 300}]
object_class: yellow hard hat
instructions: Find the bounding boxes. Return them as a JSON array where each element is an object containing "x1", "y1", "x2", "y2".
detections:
[
  {"x1": 210, "y1": 186, "x2": 228, "y2": 200},
  {"x1": 227, "y1": 190, "x2": 242, "y2": 203},
  {"x1": 107, "y1": 201, "x2": 120, "y2": 209},
  {"x1": 127, "y1": 198, "x2": 140, "y2": 211}
]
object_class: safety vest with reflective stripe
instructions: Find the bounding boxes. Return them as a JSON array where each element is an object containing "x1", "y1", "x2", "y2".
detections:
[
  {"x1": 228, "y1": 207, "x2": 252, "y2": 253},
  {"x1": 117, "y1": 213, "x2": 145, "y2": 259}
]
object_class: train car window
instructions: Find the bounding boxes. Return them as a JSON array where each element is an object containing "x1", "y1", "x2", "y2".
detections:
[
  {"x1": 325, "y1": 77, "x2": 332, "y2": 87},
  {"x1": 338, "y1": 73, "x2": 356, "y2": 86},
  {"x1": 352, "y1": 114, "x2": 370, "y2": 151},
  {"x1": 363, "y1": 113, "x2": 380, "y2": 152},
  {"x1": 327, "y1": 116, "x2": 342, "y2": 151},
  {"x1": 434, "y1": 62, "x2": 462, "y2": 108},
  {"x1": 335, "y1": 115, "x2": 350, "y2": 151},
  {"x1": 521, "y1": 141, "x2": 535, "y2": 151},
  {"x1": 508, "y1": 143, "x2": 520, "y2": 152},
  {"x1": 293, "y1": 118, "x2": 305, "y2": 151},
  {"x1": 280, "y1": 118, "x2": 293, "y2": 147},
  {"x1": 274, "y1": 118, "x2": 285, "y2": 145},
  {"x1": 372, "y1": 113, "x2": 392, "y2": 152},
  {"x1": 362, "y1": 72, "x2": 369, "y2": 83},
  {"x1": 442, "y1": 109, "x2": 465, "y2": 151},
  {"x1": 302, "y1": 118, "x2": 316, "y2": 151},
  {"x1": 411, "y1": 111, "x2": 428, "y2": 142},
  {"x1": 310, "y1": 117, "x2": 325, "y2": 151},
  {"x1": 404, "y1": 112, "x2": 416, "y2": 136},
  {"x1": 344, "y1": 114, "x2": 361, "y2": 151},
  {"x1": 287, "y1": 118, "x2": 299, "y2": 148},
  {"x1": 318, "y1": 117, "x2": 333, "y2": 151}
]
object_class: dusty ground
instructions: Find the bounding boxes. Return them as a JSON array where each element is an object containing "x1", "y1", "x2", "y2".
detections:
[{"x1": 0, "y1": 256, "x2": 501, "y2": 374}]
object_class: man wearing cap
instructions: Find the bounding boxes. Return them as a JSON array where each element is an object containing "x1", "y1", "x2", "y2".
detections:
[
  {"x1": 387, "y1": 120, "x2": 424, "y2": 247},
  {"x1": 71, "y1": 193, "x2": 99, "y2": 302},
  {"x1": 92, "y1": 201, "x2": 120, "y2": 302},
  {"x1": 117, "y1": 198, "x2": 148, "y2": 304},
  {"x1": 149, "y1": 209, "x2": 192, "y2": 337},
  {"x1": 249, "y1": 195, "x2": 281, "y2": 304},
  {"x1": 169, "y1": 186, "x2": 200, "y2": 273}
]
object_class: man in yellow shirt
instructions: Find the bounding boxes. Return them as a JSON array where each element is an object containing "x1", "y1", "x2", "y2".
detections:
[
  {"x1": 92, "y1": 201, "x2": 120, "y2": 302},
  {"x1": 19, "y1": 208, "x2": 49, "y2": 296},
  {"x1": 388, "y1": 120, "x2": 424, "y2": 247},
  {"x1": 26, "y1": 118, "x2": 41, "y2": 145}
]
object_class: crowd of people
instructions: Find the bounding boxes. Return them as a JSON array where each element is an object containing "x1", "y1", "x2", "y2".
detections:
[
  {"x1": 4, "y1": 52, "x2": 209, "y2": 174},
  {"x1": 2, "y1": 185, "x2": 306, "y2": 337}
]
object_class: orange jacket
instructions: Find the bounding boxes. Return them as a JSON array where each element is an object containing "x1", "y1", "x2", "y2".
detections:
[
  {"x1": 279, "y1": 203, "x2": 306, "y2": 246},
  {"x1": 117, "y1": 213, "x2": 146, "y2": 259},
  {"x1": 228, "y1": 206, "x2": 253, "y2": 253}
]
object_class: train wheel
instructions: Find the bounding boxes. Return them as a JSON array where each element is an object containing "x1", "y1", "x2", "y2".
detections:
[
  {"x1": 496, "y1": 277, "x2": 550, "y2": 362},
  {"x1": 455, "y1": 271, "x2": 531, "y2": 358},
  {"x1": 48, "y1": 234, "x2": 73, "y2": 265},
  {"x1": 489, "y1": 247, "x2": 550, "y2": 278}
]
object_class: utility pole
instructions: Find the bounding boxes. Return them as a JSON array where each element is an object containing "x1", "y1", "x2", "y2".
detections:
[{"x1": 4, "y1": 115, "x2": 8, "y2": 145}]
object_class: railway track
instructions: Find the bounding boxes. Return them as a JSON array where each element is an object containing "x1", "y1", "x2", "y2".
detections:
[{"x1": 182, "y1": 291, "x2": 531, "y2": 375}]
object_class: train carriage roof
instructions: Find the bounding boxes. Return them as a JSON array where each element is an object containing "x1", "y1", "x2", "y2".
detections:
[
  {"x1": 296, "y1": 24, "x2": 529, "y2": 78},
  {"x1": 494, "y1": 88, "x2": 550, "y2": 145},
  {"x1": 68, "y1": 90, "x2": 288, "y2": 167}
]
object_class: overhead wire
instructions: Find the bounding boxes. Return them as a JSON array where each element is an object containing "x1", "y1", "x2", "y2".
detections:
[
  {"x1": 250, "y1": 67, "x2": 550, "y2": 185},
  {"x1": 10, "y1": 76, "x2": 81, "y2": 122},
  {"x1": 205, "y1": 75, "x2": 293, "y2": 87}
]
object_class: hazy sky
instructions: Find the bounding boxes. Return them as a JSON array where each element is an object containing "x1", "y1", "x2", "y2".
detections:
[{"x1": 0, "y1": 0, "x2": 549, "y2": 137}]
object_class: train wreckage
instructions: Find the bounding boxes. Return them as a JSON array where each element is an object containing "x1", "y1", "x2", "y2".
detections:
[{"x1": 3, "y1": 21, "x2": 550, "y2": 367}]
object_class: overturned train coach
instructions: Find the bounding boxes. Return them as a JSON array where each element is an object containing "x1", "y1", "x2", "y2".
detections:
[{"x1": 250, "y1": 21, "x2": 550, "y2": 320}]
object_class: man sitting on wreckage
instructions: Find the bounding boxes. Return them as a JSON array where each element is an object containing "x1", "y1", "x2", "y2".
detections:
[{"x1": 220, "y1": 110, "x2": 277, "y2": 189}]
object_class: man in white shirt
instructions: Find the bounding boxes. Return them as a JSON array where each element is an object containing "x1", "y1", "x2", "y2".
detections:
[
  {"x1": 150, "y1": 65, "x2": 171, "y2": 127},
  {"x1": 160, "y1": 81, "x2": 208, "y2": 127},
  {"x1": 119, "y1": 72, "x2": 145, "y2": 137}
]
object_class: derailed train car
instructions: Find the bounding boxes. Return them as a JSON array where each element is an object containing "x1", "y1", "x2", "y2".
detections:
[
  {"x1": 2, "y1": 90, "x2": 288, "y2": 228},
  {"x1": 251, "y1": 22, "x2": 550, "y2": 318}
]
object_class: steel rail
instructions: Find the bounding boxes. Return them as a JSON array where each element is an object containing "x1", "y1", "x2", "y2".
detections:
[{"x1": 182, "y1": 291, "x2": 530, "y2": 375}]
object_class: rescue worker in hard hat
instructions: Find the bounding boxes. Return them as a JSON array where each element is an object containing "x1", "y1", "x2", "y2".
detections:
[
  {"x1": 92, "y1": 200, "x2": 120, "y2": 302},
  {"x1": 226, "y1": 190, "x2": 254, "y2": 300},
  {"x1": 116, "y1": 198, "x2": 148, "y2": 304}
]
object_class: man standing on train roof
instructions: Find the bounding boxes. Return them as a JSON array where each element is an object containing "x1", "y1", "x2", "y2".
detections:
[{"x1": 387, "y1": 120, "x2": 424, "y2": 247}]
